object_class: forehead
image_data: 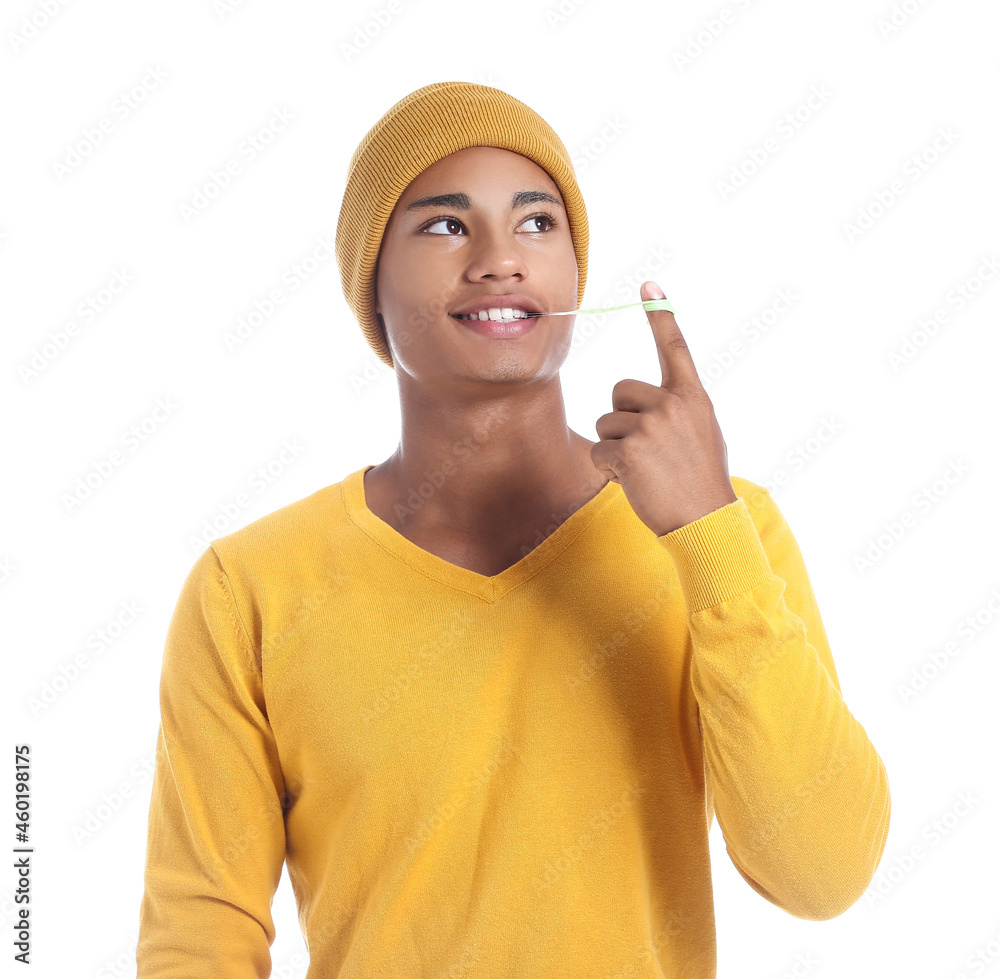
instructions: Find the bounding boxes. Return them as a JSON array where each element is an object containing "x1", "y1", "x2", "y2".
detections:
[{"x1": 398, "y1": 145, "x2": 560, "y2": 201}]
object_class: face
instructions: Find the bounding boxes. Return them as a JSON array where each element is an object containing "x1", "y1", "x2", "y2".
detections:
[{"x1": 374, "y1": 146, "x2": 579, "y2": 387}]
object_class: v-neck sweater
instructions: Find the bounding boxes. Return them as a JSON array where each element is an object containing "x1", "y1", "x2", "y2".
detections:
[{"x1": 137, "y1": 464, "x2": 891, "y2": 978}]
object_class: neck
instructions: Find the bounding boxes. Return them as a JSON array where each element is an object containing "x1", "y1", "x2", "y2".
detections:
[{"x1": 371, "y1": 376, "x2": 606, "y2": 532}]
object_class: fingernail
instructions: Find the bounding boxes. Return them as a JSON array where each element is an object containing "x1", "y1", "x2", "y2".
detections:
[{"x1": 646, "y1": 281, "x2": 665, "y2": 299}]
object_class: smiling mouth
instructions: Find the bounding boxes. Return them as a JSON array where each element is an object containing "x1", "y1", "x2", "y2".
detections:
[{"x1": 453, "y1": 307, "x2": 535, "y2": 322}]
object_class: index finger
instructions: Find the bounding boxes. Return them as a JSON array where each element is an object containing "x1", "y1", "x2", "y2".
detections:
[{"x1": 641, "y1": 281, "x2": 700, "y2": 390}]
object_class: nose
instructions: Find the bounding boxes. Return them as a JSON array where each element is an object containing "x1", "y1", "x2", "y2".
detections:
[{"x1": 463, "y1": 224, "x2": 526, "y2": 283}]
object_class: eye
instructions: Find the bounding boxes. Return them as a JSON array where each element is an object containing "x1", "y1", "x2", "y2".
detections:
[
  {"x1": 423, "y1": 216, "x2": 465, "y2": 235},
  {"x1": 420, "y1": 212, "x2": 559, "y2": 236},
  {"x1": 517, "y1": 212, "x2": 558, "y2": 233}
]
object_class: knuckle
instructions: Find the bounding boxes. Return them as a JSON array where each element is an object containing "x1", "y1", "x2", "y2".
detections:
[
  {"x1": 660, "y1": 389, "x2": 686, "y2": 411},
  {"x1": 611, "y1": 378, "x2": 633, "y2": 399}
]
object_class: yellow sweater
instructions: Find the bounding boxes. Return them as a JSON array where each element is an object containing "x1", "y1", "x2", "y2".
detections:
[{"x1": 137, "y1": 464, "x2": 890, "y2": 978}]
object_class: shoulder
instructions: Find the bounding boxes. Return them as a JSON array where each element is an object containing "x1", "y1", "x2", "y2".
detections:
[
  {"x1": 204, "y1": 470, "x2": 360, "y2": 584},
  {"x1": 182, "y1": 471, "x2": 367, "y2": 650}
]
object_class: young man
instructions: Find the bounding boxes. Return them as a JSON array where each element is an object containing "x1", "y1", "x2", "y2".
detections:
[{"x1": 137, "y1": 81, "x2": 890, "y2": 978}]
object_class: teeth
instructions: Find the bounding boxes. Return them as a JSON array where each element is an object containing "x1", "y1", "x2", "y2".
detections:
[{"x1": 459, "y1": 307, "x2": 529, "y2": 321}]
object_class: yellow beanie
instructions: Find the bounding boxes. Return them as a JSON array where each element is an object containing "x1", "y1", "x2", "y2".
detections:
[{"x1": 335, "y1": 80, "x2": 589, "y2": 369}]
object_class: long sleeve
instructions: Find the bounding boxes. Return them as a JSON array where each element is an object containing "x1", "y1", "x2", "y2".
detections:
[
  {"x1": 137, "y1": 544, "x2": 287, "y2": 977},
  {"x1": 656, "y1": 485, "x2": 891, "y2": 920}
]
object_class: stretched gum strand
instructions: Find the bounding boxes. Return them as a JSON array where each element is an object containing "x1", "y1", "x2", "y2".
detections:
[{"x1": 525, "y1": 298, "x2": 675, "y2": 317}]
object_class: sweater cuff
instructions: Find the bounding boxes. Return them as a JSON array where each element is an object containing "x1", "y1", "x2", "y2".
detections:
[{"x1": 655, "y1": 496, "x2": 774, "y2": 614}]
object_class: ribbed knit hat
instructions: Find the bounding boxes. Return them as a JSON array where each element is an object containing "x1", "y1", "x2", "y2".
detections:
[{"x1": 335, "y1": 80, "x2": 589, "y2": 369}]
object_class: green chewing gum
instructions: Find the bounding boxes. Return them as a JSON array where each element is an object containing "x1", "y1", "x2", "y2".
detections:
[{"x1": 528, "y1": 298, "x2": 675, "y2": 317}]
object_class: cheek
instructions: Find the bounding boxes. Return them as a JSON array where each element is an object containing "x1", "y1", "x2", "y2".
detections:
[
  {"x1": 555, "y1": 237, "x2": 579, "y2": 279},
  {"x1": 375, "y1": 243, "x2": 406, "y2": 309},
  {"x1": 378, "y1": 236, "x2": 433, "y2": 299},
  {"x1": 556, "y1": 252, "x2": 580, "y2": 300}
]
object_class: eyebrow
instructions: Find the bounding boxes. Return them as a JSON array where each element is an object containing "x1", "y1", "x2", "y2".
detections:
[{"x1": 403, "y1": 190, "x2": 564, "y2": 212}]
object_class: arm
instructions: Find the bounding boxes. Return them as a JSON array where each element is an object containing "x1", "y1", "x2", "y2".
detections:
[
  {"x1": 657, "y1": 485, "x2": 891, "y2": 920},
  {"x1": 137, "y1": 544, "x2": 287, "y2": 977}
]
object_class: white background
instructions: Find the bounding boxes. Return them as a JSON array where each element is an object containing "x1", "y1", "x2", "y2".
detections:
[{"x1": 3, "y1": 0, "x2": 999, "y2": 975}]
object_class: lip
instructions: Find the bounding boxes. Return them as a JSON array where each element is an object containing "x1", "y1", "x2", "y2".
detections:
[
  {"x1": 459, "y1": 316, "x2": 538, "y2": 339},
  {"x1": 449, "y1": 293, "x2": 543, "y2": 318}
]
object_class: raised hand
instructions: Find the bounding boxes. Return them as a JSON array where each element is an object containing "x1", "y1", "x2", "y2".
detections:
[{"x1": 590, "y1": 281, "x2": 738, "y2": 537}]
